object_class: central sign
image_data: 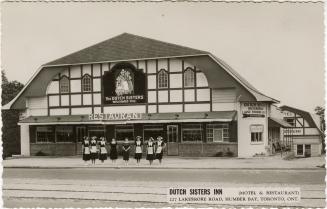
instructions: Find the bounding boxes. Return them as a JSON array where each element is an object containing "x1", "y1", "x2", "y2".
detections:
[
  {"x1": 241, "y1": 102, "x2": 266, "y2": 118},
  {"x1": 89, "y1": 113, "x2": 144, "y2": 121},
  {"x1": 103, "y1": 62, "x2": 146, "y2": 104}
]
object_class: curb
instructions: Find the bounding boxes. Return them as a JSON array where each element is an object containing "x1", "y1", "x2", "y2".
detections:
[{"x1": 3, "y1": 166, "x2": 325, "y2": 170}]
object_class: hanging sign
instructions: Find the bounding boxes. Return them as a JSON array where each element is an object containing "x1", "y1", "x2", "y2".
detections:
[
  {"x1": 89, "y1": 113, "x2": 144, "y2": 121},
  {"x1": 102, "y1": 62, "x2": 146, "y2": 104},
  {"x1": 241, "y1": 102, "x2": 266, "y2": 118},
  {"x1": 250, "y1": 124, "x2": 264, "y2": 133}
]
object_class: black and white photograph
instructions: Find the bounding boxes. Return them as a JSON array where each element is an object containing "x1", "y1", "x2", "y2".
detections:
[{"x1": 1, "y1": 1, "x2": 325, "y2": 208}]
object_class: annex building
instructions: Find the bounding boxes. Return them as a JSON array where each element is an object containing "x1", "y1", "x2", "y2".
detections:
[{"x1": 4, "y1": 33, "x2": 323, "y2": 158}]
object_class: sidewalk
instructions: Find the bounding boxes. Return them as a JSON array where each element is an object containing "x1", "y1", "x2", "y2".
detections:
[{"x1": 3, "y1": 155, "x2": 325, "y2": 169}]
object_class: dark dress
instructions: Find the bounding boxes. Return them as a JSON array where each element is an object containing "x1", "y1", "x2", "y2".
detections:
[
  {"x1": 134, "y1": 141, "x2": 143, "y2": 160},
  {"x1": 90, "y1": 139, "x2": 98, "y2": 160},
  {"x1": 155, "y1": 141, "x2": 165, "y2": 160},
  {"x1": 98, "y1": 141, "x2": 108, "y2": 161},
  {"x1": 82, "y1": 140, "x2": 91, "y2": 161},
  {"x1": 122, "y1": 143, "x2": 130, "y2": 161},
  {"x1": 109, "y1": 142, "x2": 118, "y2": 160},
  {"x1": 146, "y1": 141, "x2": 155, "y2": 161}
]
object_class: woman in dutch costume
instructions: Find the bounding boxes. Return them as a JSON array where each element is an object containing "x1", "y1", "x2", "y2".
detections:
[
  {"x1": 155, "y1": 136, "x2": 166, "y2": 165},
  {"x1": 122, "y1": 138, "x2": 131, "y2": 166},
  {"x1": 82, "y1": 136, "x2": 91, "y2": 165},
  {"x1": 146, "y1": 137, "x2": 155, "y2": 165},
  {"x1": 134, "y1": 136, "x2": 143, "y2": 166},
  {"x1": 98, "y1": 137, "x2": 108, "y2": 163},
  {"x1": 90, "y1": 136, "x2": 98, "y2": 165},
  {"x1": 109, "y1": 138, "x2": 118, "y2": 164}
]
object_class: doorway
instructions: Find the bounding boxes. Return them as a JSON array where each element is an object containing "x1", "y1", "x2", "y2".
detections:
[{"x1": 167, "y1": 125, "x2": 179, "y2": 155}]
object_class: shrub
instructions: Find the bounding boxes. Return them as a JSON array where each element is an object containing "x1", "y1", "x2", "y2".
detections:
[
  {"x1": 225, "y1": 151, "x2": 234, "y2": 157},
  {"x1": 35, "y1": 150, "x2": 48, "y2": 156},
  {"x1": 283, "y1": 152, "x2": 295, "y2": 160},
  {"x1": 215, "y1": 151, "x2": 223, "y2": 157}
]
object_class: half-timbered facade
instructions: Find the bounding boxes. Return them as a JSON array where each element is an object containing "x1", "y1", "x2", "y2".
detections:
[{"x1": 7, "y1": 33, "x2": 314, "y2": 158}]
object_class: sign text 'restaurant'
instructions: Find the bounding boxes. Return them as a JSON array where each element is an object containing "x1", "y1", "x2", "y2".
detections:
[{"x1": 89, "y1": 113, "x2": 143, "y2": 120}]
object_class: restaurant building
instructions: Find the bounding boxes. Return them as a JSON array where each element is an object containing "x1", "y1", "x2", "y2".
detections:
[{"x1": 4, "y1": 33, "x2": 321, "y2": 158}]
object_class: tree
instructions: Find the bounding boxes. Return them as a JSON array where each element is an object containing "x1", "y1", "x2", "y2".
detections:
[
  {"x1": 1, "y1": 70, "x2": 24, "y2": 158},
  {"x1": 314, "y1": 106, "x2": 325, "y2": 154}
]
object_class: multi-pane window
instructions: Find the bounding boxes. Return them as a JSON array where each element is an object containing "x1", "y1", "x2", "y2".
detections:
[
  {"x1": 143, "y1": 124, "x2": 164, "y2": 142},
  {"x1": 59, "y1": 76, "x2": 69, "y2": 93},
  {"x1": 115, "y1": 125, "x2": 134, "y2": 141},
  {"x1": 250, "y1": 124, "x2": 263, "y2": 142},
  {"x1": 184, "y1": 68, "x2": 195, "y2": 87},
  {"x1": 182, "y1": 124, "x2": 203, "y2": 142},
  {"x1": 82, "y1": 74, "x2": 92, "y2": 92},
  {"x1": 36, "y1": 126, "x2": 55, "y2": 143},
  {"x1": 206, "y1": 124, "x2": 229, "y2": 142},
  {"x1": 158, "y1": 69, "x2": 168, "y2": 88},
  {"x1": 56, "y1": 126, "x2": 74, "y2": 143}
]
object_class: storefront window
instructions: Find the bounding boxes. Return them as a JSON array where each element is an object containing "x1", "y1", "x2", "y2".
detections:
[
  {"x1": 56, "y1": 126, "x2": 73, "y2": 143},
  {"x1": 88, "y1": 125, "x2": 105, "y2": 139},
  {"x1": 206, "y1": 123, "x2": 229, "y2": 142},
  {"x1": 143, "y1": 124, "x2": 164, "y2": 142},
  {"x1": 250, "y1": 124, "x2": 263, "y2": 143},
  {"x1": 182, "y1": 124, "x2": 202, "y2": 142},
  {"x1": 36, "y1": 126, "x2": 55, "y2": 143},
  {"x1": 115, "y1": 125, "x2": 134, "y2": 141}
]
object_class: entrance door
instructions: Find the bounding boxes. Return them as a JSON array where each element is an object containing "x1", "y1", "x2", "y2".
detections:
[
  {"x1": 305, "y1": 144, "x2": 311, "y2": 157},
  {"x1": 76, "y1": 126, "x2": 86, "y2": 155},
  {"x1": 167, "y1": 125, "x2": 179, "y2": 156}
]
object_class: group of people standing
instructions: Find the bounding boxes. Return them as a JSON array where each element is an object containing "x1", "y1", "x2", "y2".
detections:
[{"x1": 82, "y1": 135, "x2": 166, "y2": 166}]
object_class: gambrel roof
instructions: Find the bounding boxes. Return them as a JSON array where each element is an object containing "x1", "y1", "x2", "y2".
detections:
[{"x1": 3, "y1": 33, "x2": 278, "y2": 110}]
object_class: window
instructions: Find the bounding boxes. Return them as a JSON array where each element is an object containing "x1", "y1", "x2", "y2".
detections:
[
  {"x1": 56, "y1": 126, "x2": 73, "y2": 143},
  {"x1": 182, "y1": 124, "x2": 203, "y2": 142},
  {"x1": 250, "y1": 124, "x2": 263, "y2": 143},
  {"x1": 59, "y1": 76, "x2": 69, "y2": 93},
  {"x1": 115, "y1": 125, "x2": 134, "y2": 141},
  {"x1": 82, "y1": 74, "x2": 92, "y2": 92},
  {"x1": 36, "y1": 126, "x2": 55, "y2": 143},
  {"x1": 184, "y1": 68, "x2": 195, "y2": 87},
  {"x1": 206, "y1": 124, "x2": 229, "y2": 142},
  {"x1": 88, "y1": 125, "x2": 105, "y2": 139},
  {"x1": 297, "y1": 144, "x2": 304, "y2": 156},
  {"x1": 143, "y1": 124, "x2": 164, "y2": 142},
  {"x1": 158, "y1": 69, "x2": 168, "y2": 88},
  {"x1": 285, "y1": 118, "x2": 295, "y2": 127}
]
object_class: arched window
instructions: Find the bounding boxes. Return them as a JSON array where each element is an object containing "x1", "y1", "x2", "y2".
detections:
[
  {"x1": 158, "y1": 69, "x2": 168, "y2": 88},
  {"x1": 82, "y1": 74, "x2": 92, "y2": 92},
  {"x1": 184, "y1": 68, "x2": 195, "y2": 87},
  {"x1": 59, "y1": 76, "x2": 69, "y2": 93}
]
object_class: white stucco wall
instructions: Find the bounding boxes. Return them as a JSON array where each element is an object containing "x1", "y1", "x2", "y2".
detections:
[
  {"x1": 20, "y1": 125, "x2": 30, "y2": 156},
  {"x1": 237, "y1": 102, "x2": 269, "y2": 158}
]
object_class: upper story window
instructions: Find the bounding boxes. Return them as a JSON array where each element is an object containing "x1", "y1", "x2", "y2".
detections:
[
  {"x1": 82, "y1": 74, "x2": 92, "y2": 92},
  {"x1": 184, "y1": 68, "x2": 195, "y2": 87},
  {"x1": 285, "y1": 118, "x2": 295, "y2": 127},
  {"x1": 59, "y1": 76, "x2": 69, "y2": 93},
  {"x1": 158, "y1": 69, "x2": 168, "y2": 88}
]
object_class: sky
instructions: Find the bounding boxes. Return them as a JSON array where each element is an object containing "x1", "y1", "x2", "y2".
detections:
[{"x1": 1, "y1": 2, "x2": 324, "y2": 113}]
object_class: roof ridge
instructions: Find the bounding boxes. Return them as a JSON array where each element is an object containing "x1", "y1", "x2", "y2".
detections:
[{"x1": 122, "y1": 33, "x2": 208, "y2": 54}]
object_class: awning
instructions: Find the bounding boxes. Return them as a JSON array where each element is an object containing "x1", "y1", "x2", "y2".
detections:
[
  {"x1": 18, "y1": 111, "x2": 237, "y2": 125},
  {"x1": 268, "y1": 117, "x2": 292, "y2": 128}
]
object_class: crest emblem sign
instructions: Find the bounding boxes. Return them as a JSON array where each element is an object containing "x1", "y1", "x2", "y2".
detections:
[
  {"x1": 115, "y1": 69, "x2": 134, "y2": 96},
  {"x1": 102, "y1": 62, "x2": 146, "y2": 104}
]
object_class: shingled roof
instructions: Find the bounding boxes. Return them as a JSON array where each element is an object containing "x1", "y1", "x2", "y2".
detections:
[{"x1": 45, "y1": 33, "x2": 208, "y2": 66}]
